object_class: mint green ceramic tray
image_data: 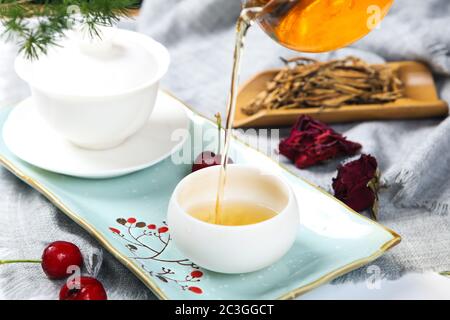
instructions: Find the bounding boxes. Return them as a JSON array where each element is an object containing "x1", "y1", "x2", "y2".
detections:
[{"x1": 0, "y1": 91, "x2": 400, "y2": 300}]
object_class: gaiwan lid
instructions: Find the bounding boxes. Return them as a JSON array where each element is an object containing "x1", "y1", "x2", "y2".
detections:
[{"x1": 15, "y1": 28, "x2": 170, "y2": 97}]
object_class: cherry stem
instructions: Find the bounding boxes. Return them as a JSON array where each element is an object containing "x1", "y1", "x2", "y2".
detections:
[{"x1": 0, "y1": 259, "x2": 41, "y2": 265}]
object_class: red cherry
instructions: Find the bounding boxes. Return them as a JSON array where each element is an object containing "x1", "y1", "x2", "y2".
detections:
[
  {"x1": 41, "y1": 241, "x2": 83, "y2": 279},
  {"x1": 109, "y1": 227, "x2": 120, "y2": 234},
  {"x1": 192, "y1": 151, "x2": 233, "y2": 172},
  {"x1": 127, "y1": 217, "x2": 137, "y2": 224},
  {"x1": 192, "y1": 151, "x2": 218, "y2": 172},
  {"x1": 190, "y1": 270, "x2": 203, "y2": 278},
  {"x1": 147, "y1": 224, "x2": 156, "y2": 230},
  {"x1": 59, "y1": 277, "x2": 107, "y2": 300},
  {"x1": 158, "y1": 226, "x2": 169, "y2": 233},
  {"x1": 188, "y1": 286, "x2": 203, "y2": 294}
]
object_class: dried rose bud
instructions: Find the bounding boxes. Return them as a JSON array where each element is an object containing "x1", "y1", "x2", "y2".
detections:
[
  {"x1": 332, "y1": 154, "x2": 380, "y2": 219},
  {"x1": 279, "y1": 116, "x2": 361, "y2": 169}
]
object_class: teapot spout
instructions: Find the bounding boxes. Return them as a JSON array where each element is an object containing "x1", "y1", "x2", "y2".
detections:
[{"x1": 240, "y1": 0, "x2": 267, "y2": 22}]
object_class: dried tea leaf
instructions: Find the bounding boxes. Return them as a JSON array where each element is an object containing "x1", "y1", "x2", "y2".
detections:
[
  {"x1": 241, "y1": 56, "x2": 404, "y2": 115},
  {"x1": 321, "y1": 94, "x2": 355, "y2": 107}
]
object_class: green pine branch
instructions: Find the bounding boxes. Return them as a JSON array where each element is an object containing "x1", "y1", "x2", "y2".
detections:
[{"x1": 0, "y1": 0, "x2": 140, "y2": 59}]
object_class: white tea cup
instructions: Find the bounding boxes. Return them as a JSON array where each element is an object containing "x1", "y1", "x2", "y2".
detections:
[{"x1": 167, "y1": 164, "x2": 299, "y2": 274}]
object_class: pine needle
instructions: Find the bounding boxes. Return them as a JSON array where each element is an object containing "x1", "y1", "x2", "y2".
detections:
[{"x1": 0, "y1": 0, "x2": 140, "y2": 60}]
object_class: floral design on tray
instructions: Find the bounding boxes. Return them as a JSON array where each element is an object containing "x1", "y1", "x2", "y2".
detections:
[{"x1": 109, "y1": 217, "x2": 203, "y2": 294}]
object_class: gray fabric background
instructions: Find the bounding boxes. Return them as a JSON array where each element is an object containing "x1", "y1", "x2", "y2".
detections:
[{"x1": 1, "y1": 0, "x2": 450, "y2": 299}]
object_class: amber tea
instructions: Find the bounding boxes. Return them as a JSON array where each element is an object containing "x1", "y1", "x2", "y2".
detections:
[
  {"x1": 188, "y1": 201, "x2": 278, "y2": 226},
  {"x1": 248, "y1": 0, "x2": 394, "y2": 52}
]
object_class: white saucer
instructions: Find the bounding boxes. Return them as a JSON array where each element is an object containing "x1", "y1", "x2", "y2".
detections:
[{"x1": 3, "y1": 91, "x2": 190, "y2": 179}]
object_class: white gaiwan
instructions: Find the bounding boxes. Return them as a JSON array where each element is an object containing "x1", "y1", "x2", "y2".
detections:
[{"x1": 15, "y1": 28, "x2": 170, "y2": 150}]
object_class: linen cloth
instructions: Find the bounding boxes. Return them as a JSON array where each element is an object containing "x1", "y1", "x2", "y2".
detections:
[{"x1": 1, "y1": 0, "x2": 450, "y2": 299}]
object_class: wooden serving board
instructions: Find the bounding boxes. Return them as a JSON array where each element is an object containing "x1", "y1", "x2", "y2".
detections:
[{"x1": 234, "y1": 61, "x2": 448, "y2": 127}]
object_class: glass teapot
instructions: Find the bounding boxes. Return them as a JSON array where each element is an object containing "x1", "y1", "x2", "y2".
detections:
[{"x1": 243, "y1": 0, "x2": 394, "y2": 52}]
